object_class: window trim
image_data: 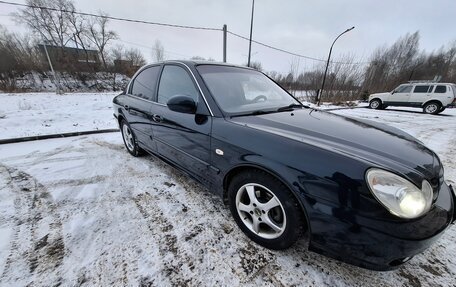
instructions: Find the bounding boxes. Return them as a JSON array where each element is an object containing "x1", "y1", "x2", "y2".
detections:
[
  {"x1": 127, "y1": 64, "x2": 162, "y2": 101},
  {"x1": 413, "y1": 85, "x2": 431, "y2": 93},
  {"x1": 395, "y1": 84, "x2": 413, "y2": 93},
  {"x1": 168, "y1": 62, "x2": 214, "y2": 116},
  {"x1": 434, "y1": 85, "x2": 447, "y2": 94},
  {"x1": 154, "y1": 63, "x2": 202, "y2": 106},
  {"x1": 126, "y1": 62, "x2": 216, "y2": 116}
]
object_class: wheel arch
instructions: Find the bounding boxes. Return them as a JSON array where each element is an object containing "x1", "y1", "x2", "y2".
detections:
[
  {"x1": 117, "y1": 111, "x2": 126, "y2": 127},
  {"x1": 370, "y1": 97, "x2": 383, "y2": 103},
  {"x1": 422, "y1": 99, "x2": 443, "y2": 108},
  {"x1": 223, "y1": 164, "x2": 311, "y2": 235}
]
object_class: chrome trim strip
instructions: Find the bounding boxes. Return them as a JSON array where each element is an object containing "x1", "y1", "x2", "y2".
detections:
[
  {"x1": 128, "y1": 95, "x2": 167, "y2": 107},
  {"x1": 128, "y1": 94, "x2": 155, "y2": 103}
]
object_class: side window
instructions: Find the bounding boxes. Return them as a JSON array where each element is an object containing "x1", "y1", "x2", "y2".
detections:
[
  {"x1": 434, "y1": 85, "x2": 447, "y2": 93},
  {"x1": 395, "y1": 85, "x2": 412, "y2": 93},
  {"x1": 157, "y1": 65, "x2": 199, "y2": 104},
  {"x1": 131, "y1": 66, "x2": 161, "y2": 100},
  {"x1": 413, "y1": 85, "x2": 430, "y2": 93},
  {"x1": 428, "y1": 85, "x2": 434, "y2": 93}
]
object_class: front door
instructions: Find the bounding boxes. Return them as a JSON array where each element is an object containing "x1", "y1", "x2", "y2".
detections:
[
  {"x1": 150, "y1": 64, "x2": 213, "y2": 185},
  {"x1": 387, "y1": 84, "x2": 413, "y2": 105}
]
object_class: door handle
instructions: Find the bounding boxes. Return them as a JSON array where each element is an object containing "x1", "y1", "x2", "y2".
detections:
[
  {"x1": 124, "y1": 105, "x2": 130, "y2": 110},
  {"x1": 152, "y1": 114, "x2": 163, "y2": 122}
]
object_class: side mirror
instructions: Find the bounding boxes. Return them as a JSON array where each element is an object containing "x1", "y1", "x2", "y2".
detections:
[
  {"x1": 391, "y1": 90, "x2": 396, "y2": 94},
  {"x1": 167, "y1": 95, "x2": 197, "y2": 114}
]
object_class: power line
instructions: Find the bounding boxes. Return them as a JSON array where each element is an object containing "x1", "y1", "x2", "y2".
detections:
[
  {"x1": 227, "y1": 30, "x2": 369, "y2": 65},
  {"x1": 114, "y1": 39, "x2": 192, "y2": 58},
  {"x1": 0, "y1": 0, "x2": 221, "y2": 31}
]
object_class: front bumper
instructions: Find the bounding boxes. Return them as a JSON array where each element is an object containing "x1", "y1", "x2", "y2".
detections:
[{"x1": 307, "y1": 183, "x2": 455, "y2": 271}]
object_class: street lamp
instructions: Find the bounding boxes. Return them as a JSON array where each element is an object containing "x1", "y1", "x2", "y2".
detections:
[
  {"x1": 247, "y1": 0, "x2": 255, "y2": 67},
  {"x1": 317, "y1": 26, "x2": 355, "y2": 106}
]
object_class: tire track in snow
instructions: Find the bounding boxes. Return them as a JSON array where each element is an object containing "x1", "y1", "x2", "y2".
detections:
[{"x1": 0, "y1": 165, "x2": 65, "y2": 286}]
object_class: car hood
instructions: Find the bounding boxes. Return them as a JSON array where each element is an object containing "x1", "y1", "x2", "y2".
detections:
[
  {"x1": 229, "y1": 108, "x2": 440, "y2": 180},
  {"x1": 369, "y1": 92, "x2": 390, "y2": 98}
]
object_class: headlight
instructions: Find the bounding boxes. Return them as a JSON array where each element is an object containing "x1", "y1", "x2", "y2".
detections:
[{"x1": 366, "y1": 169, "x2": 433, "y2": 219}]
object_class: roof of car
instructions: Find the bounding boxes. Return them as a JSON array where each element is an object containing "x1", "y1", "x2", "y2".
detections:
[
  {"x1": 405, "y1": 82, "x2": 455, "y2": 85},
  {"x1": 152, "y1": 60, "x2": 256, "y2": 70}
]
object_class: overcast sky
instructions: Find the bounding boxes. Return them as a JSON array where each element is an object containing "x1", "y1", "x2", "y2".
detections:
[{"x1": 1, "y1": 0, "x2": 455, "y2": 73}]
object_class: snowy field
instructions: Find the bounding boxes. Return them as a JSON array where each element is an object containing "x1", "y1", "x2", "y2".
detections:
[
  {"x1": 0, "y1": 93, "x2": 118, "y2": 140},
  {"x1": 0, "y1": 93, "x2": 455, "y2": 286}
]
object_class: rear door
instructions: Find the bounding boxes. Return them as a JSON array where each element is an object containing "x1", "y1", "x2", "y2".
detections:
[
  {"x1": 149, "y1": 64, "x2": 213, "y2": 185},
  {"x1": 125, "y1": 65, "x2": 161, "y2": 151},
  {"x1": 410, "y1": 85, "x2": 432, "y2": 105},
  {"x1": 387, "y1": 84, "x2": 413, "y2": 105}
]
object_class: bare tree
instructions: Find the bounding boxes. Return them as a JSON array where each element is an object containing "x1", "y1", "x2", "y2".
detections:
[
  {"x1": 13, "y1": 0, "x2": 75, "y2": 47},
  {"x1": 152, "y1": 40, "x2": 165, "y2": 62},
  {"x1": 87, "y1": 13, "x2": 117, "y2": 69},
  {"x1": 125, "y1": 48, "x2": 146, "y2": 66},
  {"x1": 364, "y1": 32, "x2": 421, "y2": 93}
]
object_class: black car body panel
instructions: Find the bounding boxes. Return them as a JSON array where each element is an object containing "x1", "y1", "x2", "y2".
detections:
[{"x1": 113, "y1": 60, "x2": 454, "y2": 270}]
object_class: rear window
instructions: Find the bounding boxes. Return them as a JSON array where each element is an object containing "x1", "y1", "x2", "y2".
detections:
[
  {"x1": 434, "y1": 85, "x2": 446, "y2": 93},
  {"x1": 131, "y1": 66, "x2": 161, "y2": 100},
  {"x1": 413, "y1": 85, "x2": 430, "y2": 93}
]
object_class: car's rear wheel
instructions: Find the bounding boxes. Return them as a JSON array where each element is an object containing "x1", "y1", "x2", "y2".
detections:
[
  {"x1": 423, "y1": 102, "x2": 441, "y2": 115},
  {"x1": 369, "y1": 99, "x2": 382, "y2": 109},
  {"x1": 228, "y1": 170, "x2": 304, "y2": 250},
  {"x1": 120, "y1": 120, "x2": 144, "y2": 156}
]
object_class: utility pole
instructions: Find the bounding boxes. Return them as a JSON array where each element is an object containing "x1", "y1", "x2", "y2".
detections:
[
  {"x1": 247, "y1": 0, "x2": 255, "y2": 67},
  {"x1": 317, "y1": 26, "x2": 354, "y2": 106},
  {"x1": 42, "y1": 41, "x2": 62, "y2": 95},
  {"x1": 223, "y1": 24, "x2": 227, "y2": 63}
]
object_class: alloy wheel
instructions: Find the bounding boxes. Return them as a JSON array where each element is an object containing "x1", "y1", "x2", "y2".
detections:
[
  {"x1": 122, "y1": 124, "x2": 135, "y2": 152},
  {"x1": 235, "y1": 183, "x2": 286, "y2": 239}
]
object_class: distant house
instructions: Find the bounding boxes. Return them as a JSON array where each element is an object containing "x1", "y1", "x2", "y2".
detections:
[{"x1": 37, "y1": 44, "x2": 101, "y2": 72}]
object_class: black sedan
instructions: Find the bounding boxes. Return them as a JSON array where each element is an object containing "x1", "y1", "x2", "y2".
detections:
[{"x1": 113, "y1": 60, "x2": 456, "y2": 270}]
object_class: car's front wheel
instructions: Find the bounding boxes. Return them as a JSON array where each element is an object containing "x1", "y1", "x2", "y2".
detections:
[
  {"x1": 120, "y1": 120, "x2": 144, "y2": 156},
  {"x1": 228, "y1": 170, "x2": 304, "y2": 250},
  {"x1": 369, "y1": 99, "x2": 382, "y2": 109}
]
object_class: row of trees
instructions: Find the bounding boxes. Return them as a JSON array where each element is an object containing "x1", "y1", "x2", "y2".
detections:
[
  {"x1": 262, "y1": 32, "x2": 456, "y2": 103},
  {"x1": 0, "y1": 0, "x2": 159, "y2": 91},
  {"x1": 1, "y1": 0, "x2": 455, "y2": 98}
]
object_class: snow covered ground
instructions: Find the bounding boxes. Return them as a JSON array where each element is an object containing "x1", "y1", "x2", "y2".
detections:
[
  {"x1": 0, "y1": 93, "x2": 118, "y2": 140},
  {"x1": 0, "y1": 93, "x2": 455, "y2": 286}
]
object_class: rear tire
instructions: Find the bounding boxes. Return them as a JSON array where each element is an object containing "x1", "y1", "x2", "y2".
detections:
[
  {"x1": 120, "y1": 120, "x2": 144, "y2": 157},
  {"x1": 423, "y1": 102, "x2": 441, "y2": 115},
  {"x1": 228, "y1": 170, "x2": 304, "y2": 250},
  {"x1": 369, "y1": 99, "x2": 382, "y2": 109}
]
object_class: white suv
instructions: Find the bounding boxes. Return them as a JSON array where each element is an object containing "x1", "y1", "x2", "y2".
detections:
[{"x1": 368, "y1": 82, "x2": 456, "y2": 114}]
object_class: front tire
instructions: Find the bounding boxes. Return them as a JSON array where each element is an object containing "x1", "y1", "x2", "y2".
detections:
[
  {"x1": 423, "y1": 102, "x2": 441, "y2": 115},
  {"x1": 120, "y1": 120, "x2": 144, "y2": 156},
  {"x1": 369, "y1": 99, "x2": 382, "y2": 109},
  {"x1": 228, "y1": 170, "x2": 304, "y2": 250}
]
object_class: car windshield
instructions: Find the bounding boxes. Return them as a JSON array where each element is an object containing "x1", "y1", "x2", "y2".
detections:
[{"x1": 197, "y1": 65, "x2": 301, "y2": 116}]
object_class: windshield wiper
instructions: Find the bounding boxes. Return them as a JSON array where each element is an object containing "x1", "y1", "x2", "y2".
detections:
[
  {"x1": 230, "y1": 110, "x2": 276, "y2": 118},
  {"x1": 276, "y1": 103, "x2": 304, "y2": 112}
]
